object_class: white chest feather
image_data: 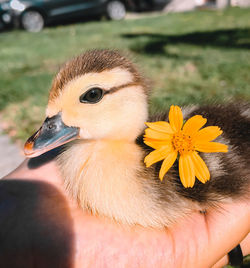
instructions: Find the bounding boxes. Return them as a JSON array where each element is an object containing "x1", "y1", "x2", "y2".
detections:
[{"x1": 57, "y1": 140, "x2": 179, "y2": 227}]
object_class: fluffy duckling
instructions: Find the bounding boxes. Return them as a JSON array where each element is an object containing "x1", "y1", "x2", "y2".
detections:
[{"x1": 24, "y1": 49, "x2": 250, "y2": 228}]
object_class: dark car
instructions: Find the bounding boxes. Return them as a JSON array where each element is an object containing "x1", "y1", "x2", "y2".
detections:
[
  {"x1": 8, "y1": 0, "x2": 129, "y2": 32},
  {"x1": 129, "y1": 0, "x2": 171, "y2": 12},
  {"x1": 0, "y1": 0, "x2": 12, "y2": 30}
]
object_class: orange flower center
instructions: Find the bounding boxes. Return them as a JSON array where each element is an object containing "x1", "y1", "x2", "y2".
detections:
[{"x1": 172, "y1": 131, "x2": 194, "y2": 154}]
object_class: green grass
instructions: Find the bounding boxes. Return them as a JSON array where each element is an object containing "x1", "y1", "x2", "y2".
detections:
[{"x1": 0, "y1": 7, "x2": 250, "y2": 141}]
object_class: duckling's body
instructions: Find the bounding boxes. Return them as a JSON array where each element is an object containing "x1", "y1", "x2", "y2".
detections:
[
  {"x1": 25, "y1": 50, "x2": 250, "y2": 228},
  {"x1": 58, "y1": 138, "x2": 195, "y2": 227},
  {"x1": 57, "y1": 104, "x2": 250, "y2": 227}
]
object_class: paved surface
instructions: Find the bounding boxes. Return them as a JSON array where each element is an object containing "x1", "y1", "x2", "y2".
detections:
[{"x1": 0, "y1": 128, "x2": 25, "y2": 178}]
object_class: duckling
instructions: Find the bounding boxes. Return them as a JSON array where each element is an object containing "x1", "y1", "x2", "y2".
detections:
[{"x1": 24, "y1": 49, "x2": 250, "y2": 228}]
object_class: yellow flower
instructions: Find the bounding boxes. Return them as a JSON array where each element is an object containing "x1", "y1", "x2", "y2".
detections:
[{"x1": 144, "y1": 105, "x2": 228, "y2": 188}]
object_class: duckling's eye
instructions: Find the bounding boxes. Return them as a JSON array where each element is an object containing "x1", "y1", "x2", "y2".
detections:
[{"x1": 79, "y1": 88, "x2": 104, "y2": 104}]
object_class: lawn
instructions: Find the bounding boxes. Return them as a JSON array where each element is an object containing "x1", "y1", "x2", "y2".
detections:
[{"x1": 0, "y1": 7, "x2": 250, "y2": 142}]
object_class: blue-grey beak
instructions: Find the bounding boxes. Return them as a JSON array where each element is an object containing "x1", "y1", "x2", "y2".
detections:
[{"x1": 24, "y1": 113, "x2": 79, "y2": 158}]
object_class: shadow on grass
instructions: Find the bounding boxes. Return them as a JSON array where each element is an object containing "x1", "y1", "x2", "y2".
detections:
[{"x1": 122, "y1": 28, "x2": 250, "y2": 55}]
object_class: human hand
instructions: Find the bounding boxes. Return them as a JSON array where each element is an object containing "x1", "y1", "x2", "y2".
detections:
[{"x1": 2, "y1": 156, "x2": 250, "y2": 268}]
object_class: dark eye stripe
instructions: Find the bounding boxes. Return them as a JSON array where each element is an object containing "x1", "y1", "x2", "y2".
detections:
[
  {"x1": 79, "y1": 82, "x2": 140, "y2": 104},
  {"x1": 103, "y1": 82, "x2": 140, "y2": 95}
]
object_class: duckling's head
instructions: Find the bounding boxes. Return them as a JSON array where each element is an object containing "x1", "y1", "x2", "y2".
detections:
[{"x1": 24, "y1": 50, "x2": 149, "y2": 157}]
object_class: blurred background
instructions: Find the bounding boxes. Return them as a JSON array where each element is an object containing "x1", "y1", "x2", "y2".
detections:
[{"x1": 0, "y1": 1, "x2": 249, "y2": 266}]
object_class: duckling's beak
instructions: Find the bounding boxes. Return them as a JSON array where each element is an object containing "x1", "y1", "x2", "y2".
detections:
[{"x1": 24, "y1": 113, "x2": 79, "y2": 158}]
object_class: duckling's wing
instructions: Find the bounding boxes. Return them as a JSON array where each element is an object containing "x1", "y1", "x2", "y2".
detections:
[{"x1": 138, "y1": 103, "x2": 250, "y2": 206}]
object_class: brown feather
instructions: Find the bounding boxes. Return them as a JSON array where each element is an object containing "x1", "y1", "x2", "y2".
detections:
[{"x1": 49, "y1": 49, "x2": 149, "y2": 102}]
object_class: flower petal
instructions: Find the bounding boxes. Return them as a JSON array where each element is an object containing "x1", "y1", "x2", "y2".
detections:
[
  {"x1": 195, "y1": 141, "x2": 228, "y2": 153},
  {"x1": 145, "y1": 121, "x2": 174, "y2": 134},
  {"x1": 159, "y1": 151, "x2": 178, "y2": 180},
  {"x1": 169, "y1": 105, "x2": 183, "y2": 131},
  {"x1": 182, "y1": 115, "x2": 207, "y2": 137},
  {"x1": 179, "y1": 154, "x2": 195, "y2": 188},
  {"x1": 144, "y1": 128, "x2": 172, "y2": 140},
  {"x1": 144, "y1": 146, "x2": 172, "y2": 167},
  {"x1": 144, "y1": 137, "x2": 172, "y2": 150},
  {"x1": 195, "y1": 126, "x2": 223, "y2": 142},
  {"x1": 190, "y1": 151, "x2": 210, "y2": 183}
]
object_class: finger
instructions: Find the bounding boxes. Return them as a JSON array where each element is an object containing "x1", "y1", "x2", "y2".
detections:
[
  {"x1": 212, "y1": 233, "x2": 250, "y2": 268},
  {"x1": 190, "y1": 201, "x2": 250, "y2": 267},
  {"x1": 212, "y1": 255, "x2": 228, "y2": 268},
  {"x1": 5, "y1": 159, "x2": 62, "y2": 187},
  {"x1": 241, "y1": 232, "x2": 250, "y2": 256}
]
